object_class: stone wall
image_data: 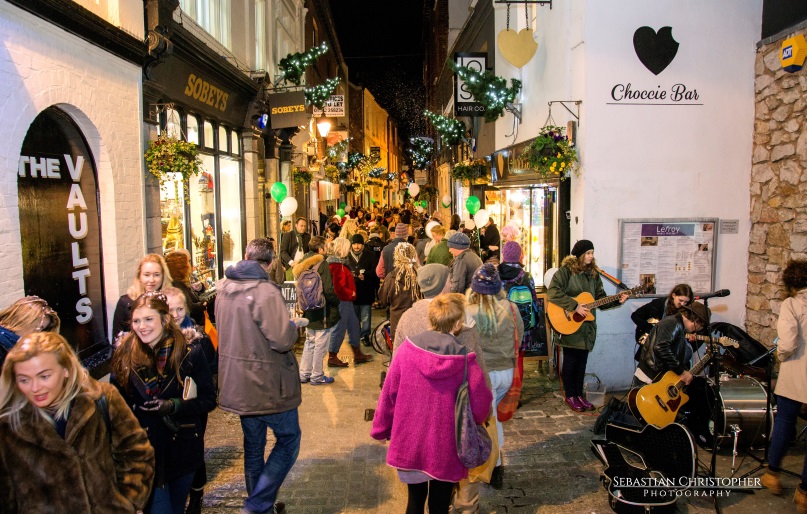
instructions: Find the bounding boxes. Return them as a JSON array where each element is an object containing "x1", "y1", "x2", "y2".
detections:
[{"x1": 748, "y1": 28, "x2": 807, "y2": 345}]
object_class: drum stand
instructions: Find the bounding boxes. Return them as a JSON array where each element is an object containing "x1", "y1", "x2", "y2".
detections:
[
  {"x1": 704, "y1": 337, "x2": 725, "y2": 513},
  {"x1": 739, "y1": 342, "x2": 801, "y2": 479}
]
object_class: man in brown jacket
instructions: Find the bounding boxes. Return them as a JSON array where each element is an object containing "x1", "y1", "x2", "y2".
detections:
[{"x1": 216, "y1": 238, "x2": 307, "y2": 514}]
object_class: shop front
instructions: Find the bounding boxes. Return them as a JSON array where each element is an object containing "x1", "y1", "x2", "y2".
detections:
[{"x1": 144, "y1": 27, "x2": 259, "y2": 285}]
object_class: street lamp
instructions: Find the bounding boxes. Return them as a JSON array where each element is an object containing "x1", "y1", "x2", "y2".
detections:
[{"x1": 317, "y1": 116, "x2": 332, "y2": 138}]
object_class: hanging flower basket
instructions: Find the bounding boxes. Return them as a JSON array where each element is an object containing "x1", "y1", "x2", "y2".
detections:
[
  {"x1": 324, "y1": 164, "x2": 339, "y2": 183},
  {"x1": 293, "y1": 168, "x2": 312, "y2": 185},
  {"x1": 450, "y1": 159, "x2": 490, "y2": 185},
  {"x1": 144, "y1": 134, "x2": 203, "y2": 203},
  {"x1": 521, "y1": 125, "x2": 578, "y2": 179},
  {"x1": 419, "y1": 185, "x2": 438, "y2": 202}
]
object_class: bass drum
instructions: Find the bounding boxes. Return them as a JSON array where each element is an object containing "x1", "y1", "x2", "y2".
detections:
[{"x1": 680, "y1": 376, "x2": 772, "y2": 450}]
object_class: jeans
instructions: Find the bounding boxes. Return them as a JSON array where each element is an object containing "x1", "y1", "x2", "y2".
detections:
[
  {"x1": 354, "y1": 303, "x2": 372, "y2": 339},
  {"x1": 489, "y1": 368, "x2": 514, "y2": 467},
  {"x1": 241, "y1": 409, "x2": 302, "y2": 514},
  {"x1": 561, "y1": 347, "x2": 589, "y2": 398},
  {"x1": 769, "y1": 394, "x2": 807, "y2": 482},
  {"x1": 300, "y1": 327, "x2": 332, "y2": 381},
  {"x1": 147, "y1": 472, "x2": 195, "y2": 514},
  {"x1": 329, "y1": 300, "x2": 361, "y2": 352}
]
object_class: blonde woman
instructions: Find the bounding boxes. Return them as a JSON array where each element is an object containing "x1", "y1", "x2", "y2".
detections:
[
  {"x1": 0, "y1": 295, "x2": 61, "y2": 369},
  {"x1": 327, "y1": 237, "x2": 372, "y2": 366},
  {"x1": 0, "y1": 332, "x2": 154, "y2": 512},
  {"x1": 112, "y1": 253, "x2": 173, "y2": 339},
  {"x1": 378, "y1": 243, "x2": 423, "y2": 341},
  {"x1": 339, "y1": 217, "x2": 360, "y2": 241}
]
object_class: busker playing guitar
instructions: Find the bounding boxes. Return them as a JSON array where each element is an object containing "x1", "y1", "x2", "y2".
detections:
[
  {"x1": 633, "y1": 301, "x2": 710, "y2": 389},
  {"x1": 547, "y1": 240, "x2": 629, "y2": 413}
]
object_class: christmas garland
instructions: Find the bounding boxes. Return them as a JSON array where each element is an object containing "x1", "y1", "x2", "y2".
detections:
[
  {"x1": 278, "y1": 42, "x2": 328, "y2": 86},
  {"x1": 424, "y1": 110, "x2": 466, "y2": 146},
  {"x1": 408, "y1": 136, "x2": 434, "y2": 169},
  {"x1": 305, "y1": 77, "x2": 340, "y2": 109},
  {"x1": 326, "y1": 138, "x2": 350, "y2": 162},
  {"x1": 453, "y1": 64, "x2": 521, "y2": 123},
  {"x1": 521, "y1": 125, "x2": 578, "y2": 179}
]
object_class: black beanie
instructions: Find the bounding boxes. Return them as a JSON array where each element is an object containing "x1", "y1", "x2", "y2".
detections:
[{"x1": 571, "y1": 239, "x2": 594, "y2": 258}]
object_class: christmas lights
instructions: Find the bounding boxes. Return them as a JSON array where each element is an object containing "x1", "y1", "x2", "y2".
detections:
[
  {"x1": 423, "y1": 110, "x2": 466, "y2": 146},
  {"x1": 305, "y1": 77, "x2": 341, "y2": 109},
  {"x1": 408, "y1": 136, "x2": 434, "y2": 170},
  {"x1": 453, "y1": 64, "x2": 521, "y2": 122},
  {"x1": 326, "y1": 138, "x2": 351, "y2": 162},
  {"x1": 278, "y1": 42, "x2": 329, "y2": 86}
]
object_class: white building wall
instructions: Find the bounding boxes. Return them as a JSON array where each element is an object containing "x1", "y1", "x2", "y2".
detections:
[
  {"x1": 494, "y1": 0, "x2": 762, "y2": 389},
  {"x1": 0, "y1": 4, "x2": 145, "y2": 333}
]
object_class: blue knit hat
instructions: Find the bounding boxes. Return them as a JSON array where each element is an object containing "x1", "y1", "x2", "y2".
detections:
[
  {"x1": 447, "y1": 231, "x2": 471, "y2": 250},
  {"x1": 471, "y1": 263, "x2": 502, "y2": 295}
]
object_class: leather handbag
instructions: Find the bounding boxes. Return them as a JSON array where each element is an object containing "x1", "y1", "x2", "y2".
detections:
[{"x1": 455, "y1": 354, "x2": 492, "y2": 469}]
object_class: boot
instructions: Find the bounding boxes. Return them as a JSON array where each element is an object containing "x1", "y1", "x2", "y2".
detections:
[
  {"x1": 328, "y1": 352, "x2": 348, "y2": 367},
  {"x1": 761, "y1": 470, "x2": 783, "y2": 495},
  {"x1": 352, "y1": 345, "x2": 373, "y2": 363},
  {"x1": 185, "y1": 488, "x2": 203, "y2": 514},
  {"x1": 796, "y1": 484, "x2": 807, "y2": 513}
]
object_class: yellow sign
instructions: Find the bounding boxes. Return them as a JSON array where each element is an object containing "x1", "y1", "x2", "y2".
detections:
[
  {"x1": 184, "y1": 73, "x2": 229, "y2": 112},
  {"x1": 781, "y1": 34, "x2": 807, "y2": 72}
]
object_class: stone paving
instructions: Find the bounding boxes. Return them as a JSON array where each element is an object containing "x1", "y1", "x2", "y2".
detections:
[{"x1": 201, "y1": 327, "x2": 805, "y2": 513}]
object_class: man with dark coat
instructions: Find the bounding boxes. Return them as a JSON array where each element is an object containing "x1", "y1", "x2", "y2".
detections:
[
  {"x1": 480, "y1": 216, "x2": 501, "y2": 262},
  {"x1": 280, "y1": 217, "x2": 311, "y2": 269},
  {"x1": 215, "y1": 238, "x2": 307, "y2": 514},
  {"x1": 346, "y1": 234, "x2": 376, "y2": 345},
  {"x1": 447, "y1": 232, "x2": 483, "y2": 294}
]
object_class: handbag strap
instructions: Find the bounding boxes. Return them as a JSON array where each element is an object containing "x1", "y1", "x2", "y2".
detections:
[
  {"x1": 508, "y1": 302, "x2": 520, "y2": 361},
  {"x1": 463, "y1": 353, "x2": 469, "y2": 385}
]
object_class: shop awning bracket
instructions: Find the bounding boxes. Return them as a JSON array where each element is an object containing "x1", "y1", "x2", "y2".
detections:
[{"x1": 548, "y1": 100, "x2": 581, "y2": 125}]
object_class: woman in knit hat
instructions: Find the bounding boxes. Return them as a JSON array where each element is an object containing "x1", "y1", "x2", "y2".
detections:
[
  {"x1": 466, "y1": 263, "x2": 524, "y2": 490},
  {"x1": 378, "y1": 243, "x2": 423, "y2": 342},
  {"x1": 547, "y1": 240, "x2": 628, "y2": 413}
]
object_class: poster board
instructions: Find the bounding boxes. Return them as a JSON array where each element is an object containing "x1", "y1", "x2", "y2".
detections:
[
  {"x1": 280, "y1": 281, "x2": 298, "y2": 318},
  {"x1": 523, "y1": 293, "x2": 550, "y2": 359},
  {"x1": 618, "y1": 218, "x2": 718, "y2": 296}
]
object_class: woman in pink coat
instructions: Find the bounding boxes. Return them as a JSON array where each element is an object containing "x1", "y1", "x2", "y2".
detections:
[{"x1": 371, "y1": 293, "x2": 491, "y2": 514}]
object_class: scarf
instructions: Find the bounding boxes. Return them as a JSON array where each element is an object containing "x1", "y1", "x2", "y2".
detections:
[{"x1": 141, "y1": 341, "x2": 174, "y2": 398}]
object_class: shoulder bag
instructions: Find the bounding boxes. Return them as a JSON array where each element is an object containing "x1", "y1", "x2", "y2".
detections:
[{"x1": 455, "y1": 354, "x2": 492, "y2": 468}]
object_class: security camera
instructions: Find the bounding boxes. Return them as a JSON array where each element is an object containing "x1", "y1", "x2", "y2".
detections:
[{"x1": 249, "y1": 71, "x2": 267, "y2": 82}]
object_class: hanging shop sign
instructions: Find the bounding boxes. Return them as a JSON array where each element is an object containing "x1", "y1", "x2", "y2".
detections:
[
  {"x1": 267, "y1": 91, "x2": 308, "y2": 129},
  {"x1": 455, "y1": 53, "x2": 487, "y2": 117},
  {"x1": 312, "y1": 95, "x2": 345, "y2": 117},
  {"x1": 415, "y1": 170, "x2": 428, "y2": 185},
  {"x1": 150, "y1": 55, "x2": 253, "y2": 126},
  {"x1": 17, "y1": 107, "x2": 108, "y2": 353}
]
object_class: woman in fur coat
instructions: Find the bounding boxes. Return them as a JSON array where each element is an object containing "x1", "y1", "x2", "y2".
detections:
[
  {"x1": 0, "y1": 331, "x2": 154, "y2": 513},
  {"x1": 112, "y1": 292, "x2": 216, "y2": 514}
]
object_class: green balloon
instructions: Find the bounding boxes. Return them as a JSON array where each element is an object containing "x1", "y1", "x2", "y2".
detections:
[
  {"x1": 337, "y1": 208, "x2": 346, "y2": 217},
  {"x1": 270, "y1": 182, "x2": 287, "y2": 203},
  {"x1": 339, "y1": 201, "x2": 347, "y2": 209},
  {"x1": 466, "y1": 196, "x2": 481, "y2": 215},
  {"x1": 420, "y1": 200, "x2": 428, "y2": 208}
]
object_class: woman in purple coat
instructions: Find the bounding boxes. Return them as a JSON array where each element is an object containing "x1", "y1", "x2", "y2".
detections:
[{"x1": 371, "y1": 293, "x2": 491, "y2": 514}]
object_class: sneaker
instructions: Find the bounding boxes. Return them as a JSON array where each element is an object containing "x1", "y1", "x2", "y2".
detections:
[
  {"x1": 300, "y1": 376, "x2": 310, "y2": 384},
  {"x1": 577, "y1": 396, "x2": 595, "y2": 411},
  {"x1": 565, "y1": 396, "x2": 585, "y2": 413},
  {"x1": 310, "y1": 376, "x2": 335, "y2": 385}
]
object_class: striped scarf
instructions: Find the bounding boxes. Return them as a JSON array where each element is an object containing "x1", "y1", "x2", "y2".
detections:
[{"x1": 142, "y1": 342, "x2": 173, "y2": 397}]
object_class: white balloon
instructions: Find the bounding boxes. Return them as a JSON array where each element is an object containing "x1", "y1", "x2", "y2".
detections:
[
  {"x1": 425, "y1": 220, "x2": 440, "y2": 239},
  {"x1": 416, "y1": 205, "x2": 424, "y2": 213},
  {"x1": 279, "y1": 197, "x2": 298, "y2": 217},
  {"x1": 464, "y1": 218, "x2": 476, "y2": 230},
  {"x1": 474, "y1": 209, "x2": 489, "y2": 227},
  {"x1": 408, "y1": 182, "x2": 420, "y2": 197},
  {"x1": 441, "y1": 194, "x2": 452, "y2": 206},
  {"x1": 544, "y1": 267, "x2": 559, "y2": 289}
]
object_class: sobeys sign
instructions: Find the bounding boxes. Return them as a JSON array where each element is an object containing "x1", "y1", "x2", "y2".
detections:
[
  {"x1": 17, "y1": 107, "x2": 108, "y2": 355},
  {"x1": 267, "y1": 91, "x2": 308, "y2": 129}
]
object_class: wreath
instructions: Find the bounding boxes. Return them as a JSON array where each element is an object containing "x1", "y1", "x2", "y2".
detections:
[
  {"x1": 144, "y1": 134, "x2": 203, "y2": 203},
  {"x1": 521, "y1": 125, "x2": 578, "y2": 178}
]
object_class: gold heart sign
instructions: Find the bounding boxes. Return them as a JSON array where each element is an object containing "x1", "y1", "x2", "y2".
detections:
[{"x1": 497, "y1": 28, "x2": 538, "y2": 68}]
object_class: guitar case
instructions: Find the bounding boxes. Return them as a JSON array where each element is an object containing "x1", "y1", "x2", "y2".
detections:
[{"x1": 591, "y1": 423, "x2": 696, "y2": 513}]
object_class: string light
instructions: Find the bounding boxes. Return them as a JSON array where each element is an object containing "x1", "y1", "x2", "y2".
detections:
[
  {"x1": 423, "y1": 110, "x2": 466, "y2": 146},
  {"x1": 453, "y1": 64, "x2": 521, "y2": 122},
  {"x1": 408, "y1": 137, "x2": 434, "y2": 170},
  {"x1": 278, "y1": 42, "x2": 329, "y2": 86},
  {"x1": 305, "y1": 77, "x2": 341, "y2": 109}
]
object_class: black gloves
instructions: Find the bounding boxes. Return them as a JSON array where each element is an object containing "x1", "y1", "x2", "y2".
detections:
[{"x1": 139, "y1": 398, "x2": 177, "y2": 416}]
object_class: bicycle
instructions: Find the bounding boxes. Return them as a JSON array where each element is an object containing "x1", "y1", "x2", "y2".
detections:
[{"x1": 371, "y1": 318, "x2": 393, "y2": 388}]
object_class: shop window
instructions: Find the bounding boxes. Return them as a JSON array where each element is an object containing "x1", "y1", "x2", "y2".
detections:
[
  {"x1": 187, "y1": 115, "x2": 200, "y2": 145},
  {"x1": 219, "y1": 126, "x2": 229, "y2": 153},
  {"x1": 203, "y1": 121, "x2": 214, "y2": 149},
  {"x1": 189, "y1": 154, "x2": 218, "y2": 287},
  {"x1": 231, "y1": 130, "x2": 240, "y2": 155},
  {"x1": 219, "y1": 157, "x2": 242, "y2": 271}
]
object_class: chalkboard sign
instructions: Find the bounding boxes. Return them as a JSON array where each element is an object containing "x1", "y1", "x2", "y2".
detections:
[
  {"x1": 523, "y1": 293, "x2": 550, "y2": 358},
  {"x1": 280, "y1": 281, "x2": 297, "y2": 318}
]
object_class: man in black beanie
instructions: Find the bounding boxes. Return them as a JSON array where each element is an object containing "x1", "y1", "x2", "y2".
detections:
[{"x1": 547, "y1": 239, "x2": 628, "y2": 413}]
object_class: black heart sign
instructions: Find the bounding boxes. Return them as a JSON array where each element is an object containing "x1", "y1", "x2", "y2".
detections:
[{"x1": 633, "y1": 26, "x2": 679, "y2": 75}]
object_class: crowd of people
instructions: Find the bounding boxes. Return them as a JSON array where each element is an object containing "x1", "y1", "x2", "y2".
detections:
[{"x1": 0, "y1": 200, "x2": 806, "y2": 513}]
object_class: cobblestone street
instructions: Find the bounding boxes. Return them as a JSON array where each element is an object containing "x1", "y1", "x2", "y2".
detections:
[{"x1": 200, "y1": 330, "x2": 805, "y2": 514}]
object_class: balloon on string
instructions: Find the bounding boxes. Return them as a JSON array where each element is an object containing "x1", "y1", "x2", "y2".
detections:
[
  {"x1": 416, "y1": 205, "x2": 424, "y2": 213},
  {"x1": 465, "y1": 196, "x2": 481, "y2": 215},
  {"x1": 270, "y1": 182, "x2": 287, "y2": 203},
  {"x1": 473, "y1": 209, "x2": 489, "y2": 227},
  {"x1": 464, "y1": 218, "x2": 476, "y2": 230},
  {"x1": 408, "y1": 183, "x2": 420, "y2": 197},
  {"x1": 339, "y1": 201, "x2": 347, "y2": 209},
  {"x1": 279, "y1": 197, "x2": 297, "y2": 217},
  {"x1": 441, "y1": 195, "x2": 452, "y2": 208},
  {"x1": 419, "y1": 199, "x2": 427, "y2": 208},
  {"x1": 337, "y1": 208, "x2": 346, "y2": 217}
]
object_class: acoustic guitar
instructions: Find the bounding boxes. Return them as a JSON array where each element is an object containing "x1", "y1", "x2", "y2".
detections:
[{"x1": 546, "y1": 285, "x2": 643, "y2": 335}]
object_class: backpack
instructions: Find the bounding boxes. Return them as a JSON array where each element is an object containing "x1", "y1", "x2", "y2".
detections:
[
  {"x1": 296, "y1": 268, "x2": 326, "y2": 312},
  {"x1": 506, "y1": 283, "x2": 536, "y2": 330}
]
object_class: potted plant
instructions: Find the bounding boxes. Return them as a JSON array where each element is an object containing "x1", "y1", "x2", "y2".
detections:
[
  {"x1": 144, "y1": 134, "x2": 203, "y2": 203},
  {"x1": 293, "y1": 168, "x2": 312, "y2": 185},
  {"x1": 450, "y1": 159, "x2": 490, "y2": 185},
  {"x1": 521, "y1": 125, "x2": 578, "y2": 178}
]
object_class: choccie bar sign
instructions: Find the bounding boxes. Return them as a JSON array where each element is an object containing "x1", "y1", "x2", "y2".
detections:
[{"x1": 17, "y1": 107, "x2": 108, "y2": 354}]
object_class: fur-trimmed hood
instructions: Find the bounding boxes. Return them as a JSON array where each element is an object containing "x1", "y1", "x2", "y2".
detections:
[
  {"x1": 562, "y1": 254, "x2": 598, "y2": 276},
  {"x1": 292, "y1": 253, "x2": 325, "y2": 277}
]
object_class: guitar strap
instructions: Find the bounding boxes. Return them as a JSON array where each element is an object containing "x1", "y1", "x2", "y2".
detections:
[{"x1": 596, "y1": 268, "x2": 629, "y2": 290}]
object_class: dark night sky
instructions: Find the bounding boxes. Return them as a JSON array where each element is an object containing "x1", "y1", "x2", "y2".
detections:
[{"x1": 329, "y1": 0, "x2": 427, "y2": 142}]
